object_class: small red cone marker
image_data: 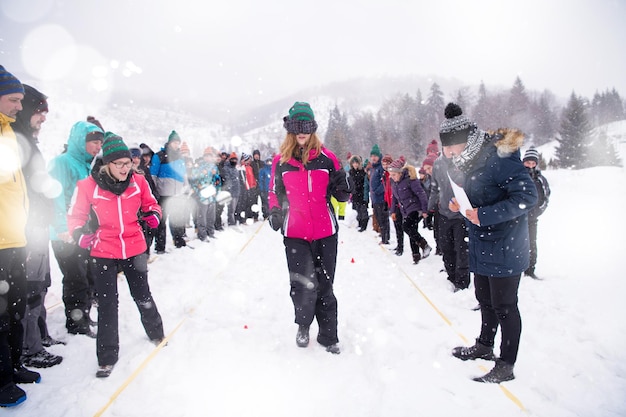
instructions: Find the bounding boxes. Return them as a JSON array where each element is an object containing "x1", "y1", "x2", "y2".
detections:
[
  {"x1": 351, "y1": 258, "x2": 355, "y2": 263},
  {"x1": 244, "y1": 325, "x2": 248, "y2": 329}
]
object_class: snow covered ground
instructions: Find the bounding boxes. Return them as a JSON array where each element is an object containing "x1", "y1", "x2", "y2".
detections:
[{"x1": 5, "y1": 160, "x2": 626, "y2": 417}]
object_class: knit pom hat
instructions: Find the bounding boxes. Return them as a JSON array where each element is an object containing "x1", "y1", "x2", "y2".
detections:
[
  {"x1": 370, "y1": 144, "x2": 382, "y2": 158},
  {"x1": 168, "y1": 130, "x2": 181, "y2": 143},
  {"x1": 229, "y1": 152, "x2": 238, "y2": 160},
  {"x1": 523, "y1": 146, "x2": 539, "y2": 163},
  {"x1": 0, "y1": 65, "x2": 24, "y2": 96},
  {"x1": 387, "y1": 157, "x2": 405, "y2": 173},
  {"x1": 204, "y1": 146, "x2": 216, "y2": 156},
  {"x1": 283, "y1": 101, "x2": 318, "y2": 134},
  {"x1": 240, "y1": 152, "x2": 251, "y2": 162},
  {"x1": 422, "y1": 153, "x2": 437, "y2": 168},
  {"x1": 382, "y1": 154, "x2": 394, "y2": 164},
  {"x1": 86, "y1": 116, "x2": 104, "y2": 131},
  {"x1": 426, "y1": 139, "x2": 439, "y2": 156},
  {"x1": 439, "y1": 103, "x2": 476, "y2": 147},
  {"x1": 180, "y1": 141, "x2": 190, "y2": 155},
  {"x1": 102, "y1": 133, "x2": 131, "y2": 164}
]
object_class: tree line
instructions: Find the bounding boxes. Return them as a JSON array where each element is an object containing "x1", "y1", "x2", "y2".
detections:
[{"x1": 324, "y1": 76, "x2": 624, "y2": 169}]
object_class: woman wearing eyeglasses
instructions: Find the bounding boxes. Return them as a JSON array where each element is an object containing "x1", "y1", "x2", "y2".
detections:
[
  {"x1": 67, "y1": 133, "x2": 165, "y2": 378},
  {"x1": 268, "y1": 102, "x2": 353, "y2": 354}
]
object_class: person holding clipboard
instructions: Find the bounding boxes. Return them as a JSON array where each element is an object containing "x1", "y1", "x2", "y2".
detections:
[{"x1": 440, "y1": 103, "x2": 537, "y2": 383}]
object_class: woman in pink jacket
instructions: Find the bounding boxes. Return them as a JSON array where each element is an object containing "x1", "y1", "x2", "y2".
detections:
[
  {"x1": 268, "y1": 102, "x2": 352, "y2": 354},
  {"x1": 67, "y1": 134, "x2": 164, "y2": 378}
]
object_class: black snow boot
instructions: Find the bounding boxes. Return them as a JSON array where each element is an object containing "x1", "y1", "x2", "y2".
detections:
[
  {"x1": 473, "y1": 359, "x2": 515, "y2": 383},
  {"x1": 452, "y1": 339, "x2": 495, "y2": 361},
  {"x1": 0, "y1": 383, "x2": 26, "y2": 407},
  {"x1": 13, "y1": 365, "x2": 41, "y2": 384},
  {"x1": 412, "y1": 252, "x2": 421, "y2": 264},
  {"x1": 296, "y1": 325, "x2": 310, "y2": 348},
  {"x1": 419, "y1": 238, "x2": 432, "y2": 259}
]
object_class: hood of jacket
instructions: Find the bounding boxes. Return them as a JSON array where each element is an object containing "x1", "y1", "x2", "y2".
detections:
[{"x1": 67, "y1": 121, "x2": 104, "y2": 164}]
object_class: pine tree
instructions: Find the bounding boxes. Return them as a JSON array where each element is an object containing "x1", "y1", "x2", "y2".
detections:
[
  {"x1": 324, "y1": 105, "x2": 351, "y2": 162},
  {"x1": 556, "y1": 92, "x2": 592, "y2": 169}
]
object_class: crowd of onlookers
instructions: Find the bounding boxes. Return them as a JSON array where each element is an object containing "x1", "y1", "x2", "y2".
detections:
[{"x1": 1, "y1": 64, "x2": 552, "y2": 407}]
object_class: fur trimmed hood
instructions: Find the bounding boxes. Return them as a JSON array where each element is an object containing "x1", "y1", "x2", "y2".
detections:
[{"x1": 490, "y1": 128, "x2": 525, "y2": 157}]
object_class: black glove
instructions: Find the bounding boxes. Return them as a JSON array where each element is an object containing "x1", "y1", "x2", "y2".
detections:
[{"x1": 269, "y1": 208, "x2": 283, "y2": 231}]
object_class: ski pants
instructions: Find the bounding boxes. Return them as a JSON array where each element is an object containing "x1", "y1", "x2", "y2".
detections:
[
  {"x1": 474, "y1": 274, "x2": 522, "y2": 365},
  {"x1": 401, "y1": 211, "x2": 424, "y2": 257},
  {"x1": 373, "y1": 202, "x2": 390, "y2": 243},
  {"x1": 283, "y1": 234, "x2": 338, "y2": 347},
  {"x1": 528, "y1": 219, "x2": 539, "y2": 272},
  {"x1": 155, "y1": 195, "x2": 187, "y2": 250},
  {"x1": 438, "y1": 215, "x2": 470, "y2": 289},
  {"x1": 92, "y1": 254, "x2": 164, "y2": 366},
  {"x1": 51, "y1": 241, "x2": 93, "y2": 333}
]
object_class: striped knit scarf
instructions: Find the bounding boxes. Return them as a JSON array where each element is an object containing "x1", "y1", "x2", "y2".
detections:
[{"x1": 452, "y1": 128, "x2": 489, "y2": 173}]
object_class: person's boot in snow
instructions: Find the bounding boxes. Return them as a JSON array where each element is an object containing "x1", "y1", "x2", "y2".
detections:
[
  {"x1": 452, "y1": 339, "x2": 495, "y2": 361},
  {"x1": 419, "y1": 238, "x2": 432, "y2": 259},
  {"x1": 21, "y1": 349, "x2": 63, "y2": 368},
  {"x1": 412, "y1": 252, "x2": 421, "y2": 264},
  {"x1": 96, "y1": 365, "x2": 114, "y2": 378},
  {"x1": 325, "y1": 343, "x2": 340, "y2": 354},
  {"x1": 473, "y1": 359, "x2": 515, "y2": 383},
  {"x1": 296, "y1": 325, "x2": 309, "y2": 347},
  {"x1": 13, "y1": 364, "x2": 41, "y2": 384},
  {"x1": 0, "y1": 383, "x2": 26, "y2": 407}
]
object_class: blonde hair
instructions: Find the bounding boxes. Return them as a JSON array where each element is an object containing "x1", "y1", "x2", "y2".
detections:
[{"x1": 279, "y1": 133, "x2": 322, "y2": 165}]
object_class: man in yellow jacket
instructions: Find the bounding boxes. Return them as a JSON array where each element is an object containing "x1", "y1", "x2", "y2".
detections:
[{"x1": 0, "y1": 65, "x2": 40, "y2": 408}]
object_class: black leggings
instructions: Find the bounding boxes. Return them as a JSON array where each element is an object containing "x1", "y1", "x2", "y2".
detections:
[{"x1": 474, "y1": 274, "x2": 522, "y2": 365}]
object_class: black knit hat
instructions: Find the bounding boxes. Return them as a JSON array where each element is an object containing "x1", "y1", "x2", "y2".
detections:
[
  {"x1": 102, "y1": 133, "x2": 132, "y2": 164},
  {"x1": 0, "y1": 65, "x2": 24, "y2": 96},
  {"x1": 439, "y1": 103, "x2": 476, "y2": 146}
]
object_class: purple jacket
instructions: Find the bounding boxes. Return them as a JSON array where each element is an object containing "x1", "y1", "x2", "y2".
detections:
[
  {"x1": 390, "y1": 167, "x2": 428, "y2": 218},
  {"x1": 268, "y1": 147, "x2": 350, "y2": 242}
]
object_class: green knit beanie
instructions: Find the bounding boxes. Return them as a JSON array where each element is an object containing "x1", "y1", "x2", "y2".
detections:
[
  {"x1": 370, "y1": 144, "x2": 382, "y2": 158},
  {"x1": 168, "y1": 130, "x2": 181, "y2": 143},
  {"x1": 288, "y1": 102, "x2": 315, "y2": 121},
  {"x1": 102, "y1": 132, "x2": 131, "y2": 164}
]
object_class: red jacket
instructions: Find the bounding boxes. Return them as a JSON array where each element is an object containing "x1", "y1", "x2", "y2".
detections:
[{"x1": 68, "y1": 172, "x2": 161, "y2": 259}]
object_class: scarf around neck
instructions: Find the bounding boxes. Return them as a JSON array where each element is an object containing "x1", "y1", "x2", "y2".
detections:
[{"x1": 452, "y1": 128, "x2": 489, "y2": 173}]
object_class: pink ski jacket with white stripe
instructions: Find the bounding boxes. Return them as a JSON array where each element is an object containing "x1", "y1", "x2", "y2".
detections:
[{"x1": 68, "y1": 172, "x2": 161, "y2": 259}]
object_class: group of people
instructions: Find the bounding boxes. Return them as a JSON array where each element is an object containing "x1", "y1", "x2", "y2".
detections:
[
  {"x1": 268, "y1": 100, "x2": 550, "y2": 385},
  {"x1": 0, "y1": 60, "x2": 552, "y2": 408}
]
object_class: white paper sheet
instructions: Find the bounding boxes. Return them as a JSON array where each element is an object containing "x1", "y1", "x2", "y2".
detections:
[{"x1": 447, "y1": 172, "x2": 473, "y2": 218}]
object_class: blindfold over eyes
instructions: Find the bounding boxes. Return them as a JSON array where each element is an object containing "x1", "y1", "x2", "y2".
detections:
[{"x1": 283, "y1": 117, "x2": 318, "y2": 135}]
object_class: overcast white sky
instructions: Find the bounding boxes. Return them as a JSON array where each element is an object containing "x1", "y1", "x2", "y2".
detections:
[{"x1": 1, "y1": 0, "x2": 625, "y2": 110}]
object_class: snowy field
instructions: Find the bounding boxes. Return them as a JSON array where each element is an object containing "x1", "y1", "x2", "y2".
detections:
[{"x1": 6, "y1": 162, "x2": 626, "y2": 417}]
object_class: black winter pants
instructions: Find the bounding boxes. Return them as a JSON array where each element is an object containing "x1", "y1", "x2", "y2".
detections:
[
  {"x1": 283, "y1": 234, "x2": 338, "y2": 347},
  {"x1": 438, "y1": 215, "x2": 469, "y2": 289},
  {"x1": 373, "y1": 202, "x2": 390, "y2": 243},
  {"x1": 474, "y1": 274, "x2": 522, "y2": 365},
  {"x1": 401, "y1": 211, "x2": 424, "y2": 257},
  {"x1": 51, "y1": 241, "x2": 93, "y2": 332},
  {"x1": 0, "y1": 247, "x2": 27, "y2": 386},
  {"x1": 92, "y1": 254, "x2": 164, "y2": 366}
]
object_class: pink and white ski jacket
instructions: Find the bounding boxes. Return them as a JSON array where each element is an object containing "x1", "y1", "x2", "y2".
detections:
[
  {"x1": 268, "y1": 147, "x2": 351, "y2": 242},
  {"x1": 68, "y1": 173, "x2": 161, "y2": 259}
]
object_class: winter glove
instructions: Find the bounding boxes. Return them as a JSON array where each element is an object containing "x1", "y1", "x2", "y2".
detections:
[
  {"x1": 268, "y1": 207, "x2": 283, "y2": 231},
  {"x1": 143, "y1": 212, "x2": 160, "y2": 229},
  {"x1": 77, "y1": 233, "x2": 96, "y2": 249}
]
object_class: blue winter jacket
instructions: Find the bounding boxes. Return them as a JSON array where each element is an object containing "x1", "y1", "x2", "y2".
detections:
[
  {"x1": 48, "y1": 121, "x2": 104, "y2": 240},
  {"x1": 463, "y1": 130, "x2": 538, "y2": 277},
  {"x1": 150, "y1": 144, "x2": 186, "y2": 197},
  {"x1": 369, "y1": 161, "x2": 386, "y2": 204}
]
